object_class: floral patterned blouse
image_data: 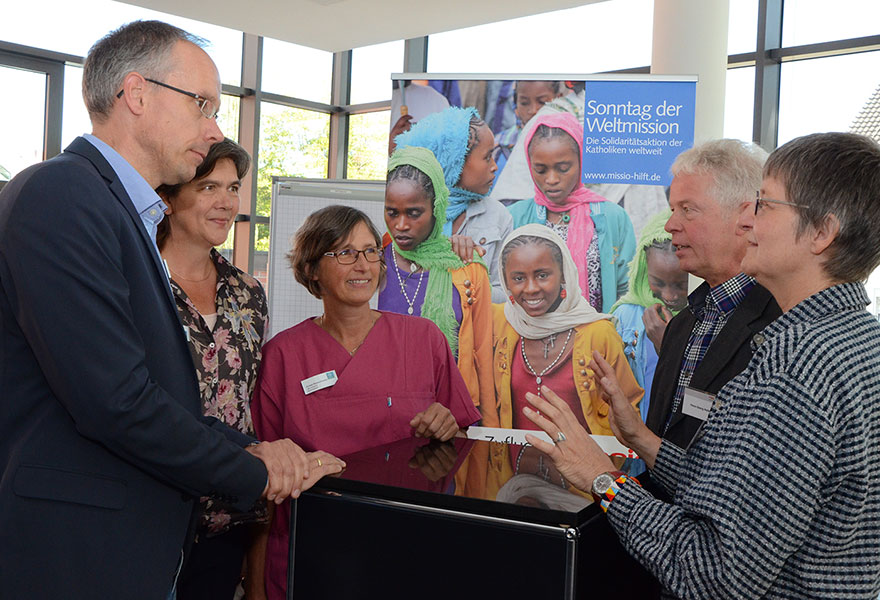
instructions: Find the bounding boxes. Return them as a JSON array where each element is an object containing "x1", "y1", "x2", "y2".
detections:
[{"x1": 170, "y1": 248, "x2": 268, "y2": 537}]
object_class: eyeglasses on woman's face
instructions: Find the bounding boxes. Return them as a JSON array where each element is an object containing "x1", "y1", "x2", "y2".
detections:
[
  {"x1": 754, "y1": 191, "x2": 806, "y2": 215},
  {"x1": 323, "y1": 247, "x2": 383, "y2": 265}
]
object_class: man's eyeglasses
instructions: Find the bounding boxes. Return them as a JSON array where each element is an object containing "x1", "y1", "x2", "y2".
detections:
[
  {"x1": 754, "y1": 191, "x2": 806, "y2": 215},
  {"x1": 323, "y1": 247, "x2": 383, "y2": 265},
  {"x1": 115, "y1": 77, "x2": 219, "y2": 119}
]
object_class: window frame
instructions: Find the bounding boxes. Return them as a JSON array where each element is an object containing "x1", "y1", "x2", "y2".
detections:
[{"x1": 1, "y1": 2, "x2": 877, "y2": 271}]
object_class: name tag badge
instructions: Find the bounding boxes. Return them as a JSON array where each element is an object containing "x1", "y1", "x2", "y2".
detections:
[
  {"x1": 682, "y1": 387, "x2": 715, "y2": 422},
  {"x1": 301, "y1": 370, "x2": 338, "y2": 395}
]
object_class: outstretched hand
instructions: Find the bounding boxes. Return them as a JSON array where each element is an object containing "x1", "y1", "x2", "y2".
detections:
[
  {"x1": 589, "y1": 350, "x2": 661, "y2": 468},
  {"x1": 522, "y1": 386, "x2": 614, "y2": 492}
]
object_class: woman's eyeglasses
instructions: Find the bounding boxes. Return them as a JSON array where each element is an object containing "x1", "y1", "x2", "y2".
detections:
[
  {"x1": 754, "y1": 191, "x2": 806, "y2": 215},
  {"x1": 323, "y1": 247, "x2": 383, "y2": 264}
]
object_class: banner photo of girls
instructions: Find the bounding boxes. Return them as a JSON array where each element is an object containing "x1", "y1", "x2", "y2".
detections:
[
  {"x1": 385, "y1": 76, "x2": 694, "y2": 413},
  {"x1": 388, "y1": 75, "x2": 694, "y2": 240}
]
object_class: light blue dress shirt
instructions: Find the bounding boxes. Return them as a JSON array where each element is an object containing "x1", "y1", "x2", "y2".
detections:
[{"x1": 83, "y1": 134, "x2": 168, "y2": 269}]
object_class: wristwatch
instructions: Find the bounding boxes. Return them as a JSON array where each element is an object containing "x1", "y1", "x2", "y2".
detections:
[{"x1": 591, "y1": 471, "x2": 639, "y2": 512}]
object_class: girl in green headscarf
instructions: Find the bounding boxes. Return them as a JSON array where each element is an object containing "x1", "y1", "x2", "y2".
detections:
[
  {"x1": 610, "y1": 209, "x2": 688, "y2": 422},
  {"x1": 379, "y1": 146, "x2": 498, "y2": 425}
]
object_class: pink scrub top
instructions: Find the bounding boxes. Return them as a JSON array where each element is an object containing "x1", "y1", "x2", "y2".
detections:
[{"x1": 251, "y1": 311, "x2": 480, "y2": 600}]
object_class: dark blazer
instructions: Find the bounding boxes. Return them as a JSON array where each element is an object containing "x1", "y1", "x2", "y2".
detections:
[
  {"x1": 0, "y1": 138, "x2": 268, "y2": 599},
  {"x1": 645, "y1": 281, "x2": 782, "y2": 449}
]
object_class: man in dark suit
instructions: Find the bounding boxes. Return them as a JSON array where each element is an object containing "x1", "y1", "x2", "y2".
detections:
[
  {"x1": 643, "y1": 139, "x2": 782, "y2": 450},
  {"x1": 0, "y1": 21, "x2": 341, "y2": 599}
]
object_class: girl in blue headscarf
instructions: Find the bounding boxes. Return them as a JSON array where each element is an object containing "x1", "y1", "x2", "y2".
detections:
[{"x1": 394, "y1": 106, "x2": 513, "y2": 302}]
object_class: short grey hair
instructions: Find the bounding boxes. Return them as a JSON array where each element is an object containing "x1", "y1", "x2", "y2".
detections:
[
  {"x1": 671, "y1": 139, "x2": 768, "y2": 213},
  {"x1": 82, "y1": 20, "x2": 206, "y2": 122},
  {"x1": 765, "y1": 132, "x2": 880, "y2": 283}
]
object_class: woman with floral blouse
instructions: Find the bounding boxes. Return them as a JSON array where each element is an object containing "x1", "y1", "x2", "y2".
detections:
[{"x1": 156, "y1": 138, "x2": 268, "y2": 600}]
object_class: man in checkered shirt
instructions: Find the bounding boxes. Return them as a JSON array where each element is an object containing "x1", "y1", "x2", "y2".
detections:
[{"x1": 644, "y1": 139, "x2": 782, "y2": 452}]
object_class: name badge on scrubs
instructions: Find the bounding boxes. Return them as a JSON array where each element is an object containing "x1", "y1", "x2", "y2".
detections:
[
  {"x1": 301, "y1": 370, "x2": 338, "y2": 395},
  {"x1": 681, "y1": 387, "x2": 715, "y2": 422}
]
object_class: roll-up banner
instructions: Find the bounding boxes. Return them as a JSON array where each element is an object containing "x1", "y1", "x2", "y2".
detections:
[{"x1": 389, "y1": 74, "x2": 696, "y2": 234}]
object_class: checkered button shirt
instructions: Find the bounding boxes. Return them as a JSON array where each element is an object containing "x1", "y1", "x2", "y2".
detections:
[{"x1": 663, "y1": 273, "x2": 756, "y2": 433}]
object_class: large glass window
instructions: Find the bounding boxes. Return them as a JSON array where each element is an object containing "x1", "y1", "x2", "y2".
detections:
[
  {"x1": 257, "y1": 103, "x2": 329, "y2": 218},
  {"x1": 783, "y1": 0, "x2": 880, "y2": 47},
  {"x1": 4, "y1": 0, "x2": 880, "y2": 270},
  {"x1": 1, "y1": 0, "x2": 242, "y2": 85},
  {"x1": 723, "y1": 66, "x2": 756, "y2": 142},
  {"x1": 262, "y1": 37, "x2": 332, "y2": 103},
  {"x1": 428, "y1": 0, "x2": 653, "y2": 73},
  {"x1": 348, "y1": 111, "x2": 390, "y2": 180},
  {"x1": 350, "y1": 41, "x2": 403, "y2": 105},
  {"x1": 777, "y1": 51, "x2": 880, "y2": 145},
  {"x1": 0, "y1": 65, "x2": 46, "y2": 179}
]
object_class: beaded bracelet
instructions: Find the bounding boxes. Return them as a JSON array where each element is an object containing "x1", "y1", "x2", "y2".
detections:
[{"x1": 595, "y1": 472, "x2": 641, "y2": 513}]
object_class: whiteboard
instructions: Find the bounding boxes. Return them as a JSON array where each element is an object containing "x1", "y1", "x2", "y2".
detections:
[{"x1": 267, "y1": 177, "x2": 387, "y2": 340}]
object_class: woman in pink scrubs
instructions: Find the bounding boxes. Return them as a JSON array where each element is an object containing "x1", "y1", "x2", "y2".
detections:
[{"x1": 249, "y1": 204, "x2": 479, "y2": 600}]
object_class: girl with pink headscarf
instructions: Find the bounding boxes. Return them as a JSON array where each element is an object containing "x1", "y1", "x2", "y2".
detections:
[{"x1": 507, "y1": 112, "x2": 636, "y2": 312}]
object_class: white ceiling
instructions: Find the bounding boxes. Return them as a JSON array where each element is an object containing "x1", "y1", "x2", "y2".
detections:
[{"x1": 119, "y1": 0, "x2": 605, "y2": 53}]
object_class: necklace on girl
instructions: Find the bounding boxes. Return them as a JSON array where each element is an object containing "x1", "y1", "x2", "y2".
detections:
[
  {"x1": 392, "y1": 248, "x2": 425, "y2": 315},
  {"x1": 521, "y1": 328, "x2": 573, "y2": 396},
  {"x1": 541, "y1": 333, "x2": 558, "y2": 359}
]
